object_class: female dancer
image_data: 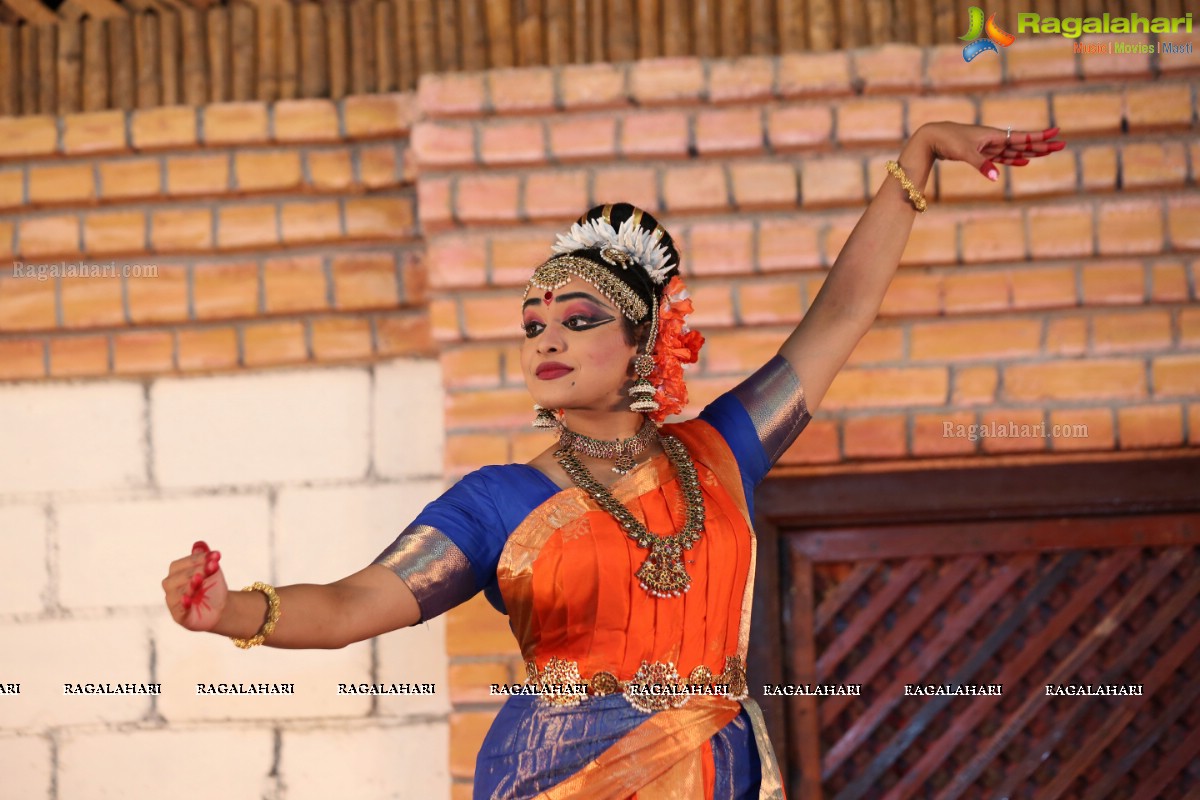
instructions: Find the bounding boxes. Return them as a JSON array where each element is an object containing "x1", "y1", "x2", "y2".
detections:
[{"x1": 163, "y1": 122, "x2": 1064, "y2": 797}]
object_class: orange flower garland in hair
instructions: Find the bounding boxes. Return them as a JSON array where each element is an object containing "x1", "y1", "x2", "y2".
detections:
[{"x1": 648, "y1": 275, "x2": 704, "y2": 423}]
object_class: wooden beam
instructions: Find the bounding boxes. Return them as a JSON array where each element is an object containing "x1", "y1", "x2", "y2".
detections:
[
  {"x1": 0, "y1": 0, "x2": 58, "y2": 26},
  {"x1": 58, "y1": 0, "x2": 126, "y2": 22}
]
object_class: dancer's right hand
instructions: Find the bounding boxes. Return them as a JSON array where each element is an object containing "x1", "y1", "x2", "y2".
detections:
[{"x1": 162, "y1": 541, "x2": 228, "y2": 632}]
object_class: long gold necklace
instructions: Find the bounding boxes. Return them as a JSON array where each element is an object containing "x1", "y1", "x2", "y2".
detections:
[{"x1": 555, "y1": 428, "x2": 706, "y2": 598}]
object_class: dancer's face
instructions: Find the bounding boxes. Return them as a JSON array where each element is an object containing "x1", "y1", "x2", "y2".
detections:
[{"x1": 520, "y1": 278, "x2": 638, "y2": 413}]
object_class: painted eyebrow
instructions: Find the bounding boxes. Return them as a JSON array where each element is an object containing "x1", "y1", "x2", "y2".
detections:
[{"x1": 521, "y1": 291, "x2": 615, "y2": 312}]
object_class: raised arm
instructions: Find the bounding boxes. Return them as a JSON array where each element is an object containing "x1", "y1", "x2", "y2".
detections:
[{"x1": 779, "y1": 122, "x2": 1064, "y2": 412}]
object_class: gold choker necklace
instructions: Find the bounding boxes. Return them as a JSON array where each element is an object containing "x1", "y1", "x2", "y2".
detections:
[
  {"x1": 554, "y1": 428, "x2": 706, "y2": 598},
  {"x1": 556, "y1": 417, "x2": 658, "y2": 475}
]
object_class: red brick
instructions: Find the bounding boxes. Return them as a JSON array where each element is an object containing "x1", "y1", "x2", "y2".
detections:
[
  {"x1": 1167, "y1": 197, "x2": 1200, "y2": 251},
  {"x1": 1006, "y1": 37, "x2": 1077, "y2": 84},
  {"x1": 28, "y1": 164, "x2": 96, "y2": 204},
  {"x1": 430, "y1": 297, "x2": 461, "y2": 341},
  {"x1": 1045, "y1": 317, "x2": 1088, "y2": 357},
  {"x1": 1008, "y1": 151, "x2": 1077, "y2": 199},
  {"x1": 0, "y1": 168, "x2": 22, "y2": 208},
  {"x1": 778, "y1": 417, "x2": 839, "y2": 464},
  {"x1": 1028, "y1": 207, "x2": 1092, "y2": 260},
  {"x1": 684, "y1": 280, "x2": 735, "y2": 327},
  {"x1": 730, "y1": 162, "x2": 796, "y2": 210},
  {"x1": 878, "y1": 272, "x2": 942, "y2": 316},
  {"x1": 1097, "y1": 200, "x2": 1163, "y2": 256},
  {"x1": 489, "y1": 229, "x2": 556, "y2": 286},
  {"x1": 0, "y1": 277, "x2": 56, "y2": 331},
  {"x1": 204, "y1": 102, "x2": 269, "y2": 145},
  {"x1": 1004, "y1": 359, "x2": 1146, "y2": 402},
  {"x1": 1080, "y1": 34, "x2": 1152, "y2": 78},
  {"x1": 99, "y1": 158, "x2": 161, "y2": 200},
  {"x1": 448, "y1": 433, "x2": 512, "y2": 474},
  {"x1": 193, "y1": 260, "x2": 259, "y2": 320},
  {"x1": 547, "y1": 116, "x2": 616, "y2": 162},
  {"x1": 662, "y1": 165, "x2": 728, "y2": 214},
  {"x1": 629, "y1": 57, "x2": 704, "y2": 105},
  {"x1": 845, "y1": 327, "x2": 905, "y2": 365},
  {"x1": 1152, "y1": 354, "x2": 1200, "y2": 398},
  {"x1": 523, "y1": 170, "x2": 588, "y2": 221},
  {"x1": 687, "y1": 221, "x2": 753, "y2": 276},
  {"x1": 343, "y1": 93, "x2": 413, "y2": 138},
  {"x1": 1191, "y1": 404, "x2": 1200, "y2": 447},
  {"x1": 441, "y1": 346, "x2": 505, "y2": 389},
  {"x1": 906, "y1": 97, "x2": 976, "y2": 135},
  {"x1": 62, "y1": 110, "x2": 126, "y2": 155},
  {"x1": 911, "y1": 318, "x2": 1041, "y2": 361},
  {"x1": 1049, "y1": 408, "x2": 1114, "y2": 452},
  {"x1": 1181, "y1": 308, "x2": 1200, "y2": 347},
  {"x1": 842, "y1": 414, "x2": 907, "y2": 459},
  {"x1": 1092, "y1": 310, "x2": 1172, "y2": 354},
  {"x1": 961, "y1": 211, "x2": 1025, "y2": 263},
  {"x1": 344, "y1": 196, "x2": 415, "y2": 240},
  {"x1": 980, "y1": 96, "x2": 1052, "y2": 134},
  {"x1": 480, "y1": 120, "x2": 546, "y2": 165},
  {"x1": 1081, "y1": 262, "x2": 1144, "y2": 305},
  {"x1": 243, "y1": 320, "x2": 307, "y2": 366},
  {"x1": 560, "y1": 63, "x2": 628, "y2": 109},
  {"x1": 417, "y1": 177, "x2": 453, "y2": 231},
  {"x1": 1051, "y1": 91, "x2": 1122, "y2": 135},
  {"x1": 332, "y1": 252, "x2": 398, "y2": 310},
  {"x1": 926, "y1": 43, "x2": 1001, "y2": 90},
  {"x1": 113, "y1": 330, "x2": 174, "y2": 375},
  {"x1": 899, "y1": 216, "x2": 957, "y2": 266},
  {"x1": 1122, "y1": 142, "x2": 1188, "y2": 189},
  {"x1": 359, "y1": 144, "x2": 399, "y2": 189},
  {"x1": 978, "y1": 409, "x2": 1048, "y2": 454},
  {"x1": 311, "y1": 317, "x2": 373, "y2": 361},
  {"x1": 855, "y1": 45, "x2": 923, "y2": 93},
  {"x1": 702, "y1": 330, "x2": 780, "y2": 374},
  {"x1": 1011, "y1": 265, "x2": 1077, "y2": 309},
  {"x1": 457, "y1": 175, "x2": 521, "y2": 223},
  {"x1": 177, "y1": 327, "x2": 239, "y2": 371},
  {"x1": 1080, "y1": 145, "x2": 1118, "y2": 192},
  {"x1": 943, "y1": 271, "x2": 1010, "y2": 313},
  {"x1": 152, "y1": 209, "x2": 213, "y2": 253},
  {"x1": 0, "y1": 116, "x2": 57, "y2": 157},
  {"x1": 937, "y1": 159, "x2": 1006, "y2": 202},
  {"x1": 49, "y1": 336, "x2": 109, "y2": 377},
  {"x1": 1150, "y1": 261, "x2": 1189, "y2": 303},
  {"x1": 83, "y1": 211, "x2": 146, "y2": 255},
  {"x1": 217, "y1": 203, "x2": 278, "y2": 250},
  {"x1": 166, "y1": 154, "x2": 231, "y2": 196},
  {"x1": 460, "y1": 294, "x2": 525, "y2": 340},
  {"x1": 1126, "y1": 83, "x2": 1192, "y2": 131},
  {"x1": 304, "y1": 149, "x2": 355, "y2": 190},
  {"x1": 708, "y1": 56, "x2": 775, "y2": 103},
  {"x1": 448, "y1": 661, "x2": 512, "y2": 706},
  {"x1": 766, "y1": 106, "x2": 833, "y2": 151},
  {"x1": 487, "y1": 68, "x2": 556, "y2": 114},
  {"x1": 449, "y1": 709, "x2": 501, "y2": 777},
  {"x1": 695, "y1": 107, "x2": 763, "y2": 155},
  {"x1": 59, "y1": 272, "x2": 122, "y2": 328},
  {"x1": 823, "y1": 367, "x2": 947, "y2": 410},
  {"x1": 620, "y1": 110, "x2": 689, "y2": 158},
  {"x1": 592, "y1": 167, "x2": 659, "y2": 213},
  {"x1": 1118, "y1": 404, "x2": 1184, "y2": 449},
  {"x1": 18, "y1": 215, "x2": 81, "y2": 259},
  {"x1": 446, "y1": 386, "x2": 538, "y2": 428},
  {"x1": 756, "y1": 219, "x2": 821, "y2": 272},
  {"x1": 281, "y1": 201, "x2": 342, "y2": 245},
  {"x1": 263, "y1": 256, "x2": 327, "y2": 314},
  {"x1": 375, "y1": 311, "x2": 434, "y2": 356},
  {"x1": 777, "y1": 52, "x2": 852, "y2": 97},
  {"x1": 418, "y1": 72, "x2": 487, "y2": 117},
  {"x1": 0, "y1": 338, "x2": 45, "y2": 380},
  {"x1": 912, "y1": 411, "x2": 977, "y2": 457},
  {"x1": 837, "y1": 99, "x2": 904, "y2": 145},
  {"x1": 0, "y1": 220, "x2": 14, "y2": 261},
  {"x1": 131, "y1": 106, "x2": 198, "y2": 149},
  {"x1": 951, "y1": 366, "x2": 998, "y2": 406},
  {"x1": 234, "y1": 151, "x2": 303, "y2": 192},
  {"x1": 127, "y1": 264, "x2": 188, "y2": 324},
  {"x1": 273, "y1": 99, "x2": 340, "y2": 142},
  {"x1": 800, "y1": 157, "x2": 864, "y2": 207}
]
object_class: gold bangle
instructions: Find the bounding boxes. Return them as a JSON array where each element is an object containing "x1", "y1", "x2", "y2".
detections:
[
  {"x1": 231, "y1": 582, "x2": 281, "y2": 649},
  {"x1": 885, "y1": 160, "x2": 928, "y2": 213}
]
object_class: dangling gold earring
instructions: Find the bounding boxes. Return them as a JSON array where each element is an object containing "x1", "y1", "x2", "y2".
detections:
[
  {"x1": 629, "y1": 354, "x2": 659, "y2": 413},
  {"x1": 532, "y1": 405, "x2": 561, "y2": 429}
]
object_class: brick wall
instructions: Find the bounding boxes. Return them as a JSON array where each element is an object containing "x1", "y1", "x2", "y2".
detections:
[{"x1": 1, "y1": 28, "x2": 1198, "y2": 800}]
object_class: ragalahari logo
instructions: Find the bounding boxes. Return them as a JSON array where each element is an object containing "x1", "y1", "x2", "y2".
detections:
[{"x1": 959, "y1": 7, "x2": 1016, "y2": 62}]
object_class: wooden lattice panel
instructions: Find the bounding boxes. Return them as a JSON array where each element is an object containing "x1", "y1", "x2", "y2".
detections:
[{"x1": 781, "y1": 514, "x2": 1200, "y2": 800}]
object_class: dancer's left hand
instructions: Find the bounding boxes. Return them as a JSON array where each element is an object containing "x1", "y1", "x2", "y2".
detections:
[{"x1": 920, "y1": 122, "x2": 1065, "y2": 182}]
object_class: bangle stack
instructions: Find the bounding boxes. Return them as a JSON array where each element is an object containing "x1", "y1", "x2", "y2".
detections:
[
  {"x1": 231, "y1": 582, "x2": 281, "y2": 649},
  {"x1": 885, "y1": 160, "x2": 928, "y2": 213}
]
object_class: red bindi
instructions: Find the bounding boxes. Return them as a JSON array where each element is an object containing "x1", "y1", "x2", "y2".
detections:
[{"x1": 543, "y1": 291, "x2": 553, "y2": 305}]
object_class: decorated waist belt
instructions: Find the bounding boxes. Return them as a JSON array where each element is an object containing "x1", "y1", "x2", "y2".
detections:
[{"x1": 524, "y1": 655, "x2": 749, "y2": 713}]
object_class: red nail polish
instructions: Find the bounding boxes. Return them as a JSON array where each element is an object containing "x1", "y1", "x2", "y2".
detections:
[
  {"x1": 182, "y1": 593, "x2": 193, "y2": 609},
  {"x1": 190, "y1": 573, "x2": 204, "y2": 589},
  {"x1": 192, "y1": 541, "x2": 210, "y2": 554}
]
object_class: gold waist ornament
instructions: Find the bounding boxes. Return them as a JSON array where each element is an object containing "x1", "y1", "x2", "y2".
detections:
[{"x1": 525, "y1": 655, "x2": 749, "y2": 714}]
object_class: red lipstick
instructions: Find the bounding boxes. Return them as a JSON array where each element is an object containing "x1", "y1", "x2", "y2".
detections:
[{"x1": 536, "y1": 362, "x2": 573, "y2": 380}]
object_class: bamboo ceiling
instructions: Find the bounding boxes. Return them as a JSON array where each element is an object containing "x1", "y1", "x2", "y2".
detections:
[{"x1": 0, "y1": 0, "x2": 1176, "y2": 117}]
